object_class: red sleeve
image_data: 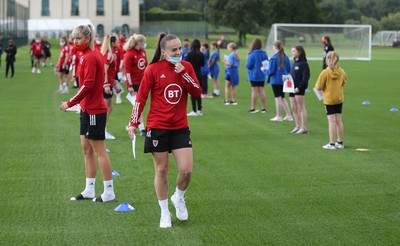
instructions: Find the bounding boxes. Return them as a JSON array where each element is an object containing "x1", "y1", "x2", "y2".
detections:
[
  {"x1": 67, "y1": 56, "x2": 97, "y2": 107},
  {"x1": 129, "y1": 66, "x2": 153, "y2": 127},
  {"x1": 124, "y1": 52, "x2": 133, "y2": 87}
]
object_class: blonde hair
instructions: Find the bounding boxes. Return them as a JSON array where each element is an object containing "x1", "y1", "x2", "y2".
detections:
[
  {"x1": 326, "y1": 51, "x2": 339, "y2": 69},
  {"x1": 123, "y1": 33, "x2": 146, "y2": 51},
  {"x1": 227, "y1": 42, "x2": 237, "y2": 51},
  {"x1": 71, "y1": 24, "x2": 95, "y2": 50},
  {"x1": 101, "y1": 34, "x2": 113, "y2": 55}
]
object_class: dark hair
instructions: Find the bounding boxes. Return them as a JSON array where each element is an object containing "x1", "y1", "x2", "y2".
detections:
[
  {"x1": 323, "y1": 36, "x2": 331, "y2": 44},
  {"x1": 274, "y1": 40, "x2": 285, "y2": 70},
  {"x1": 190, "y1": 39, "x2": 201, "y2": 53},
  {"x1": 151, "y1": 33, "x2": 179, "y2": 64},
  {"x1": 248, "y1": 38, "x2": 262, "y2": 53},
  {"x1": 293, "y1": 45, "x2": 307, "y2": 60},
  {"x1": 211, "y1": 41, "x2": 219, "y2": 57},
  {"x1": 110, "y1": 35, "x2": 117, "y2": 44}
]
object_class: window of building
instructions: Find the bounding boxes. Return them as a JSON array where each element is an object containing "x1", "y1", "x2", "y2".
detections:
[
  {"x1": 121, "y1": 0, "x2": 129, "y2": 16},
  {"x1": 7, "y1": 0, "x2": 16, "y2": 17},
  {"x1": 96, "y1": 0, "x2": 104, "y2": 16},
  {"x1": 41, "y1": 0, "x2": 50, "y2": 16},
  {"x1": 71, "y1": 0, "x2": 79, "y2": 16},
  {"x1": 97, "y1": 24, "x2": 104, "y2": 37}
]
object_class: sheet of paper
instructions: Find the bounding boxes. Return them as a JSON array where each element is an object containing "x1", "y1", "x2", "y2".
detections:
[
  {"x1": 126, "y1": 93, "x2": 136, "y2": 106},
  {"x1": 132, "y1": 134, "x2": 136, "y2": 159},
  {"x1": 262, "y1": 59, "x2": 269, "y2": 69},
  {"x1": 313, "y1": 87, "x2": 324, "y2": 101}
]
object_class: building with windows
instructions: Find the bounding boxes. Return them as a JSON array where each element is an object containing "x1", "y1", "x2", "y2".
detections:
[{"x1": 17, "y1": 0, "x2": 139, "y2": 37}]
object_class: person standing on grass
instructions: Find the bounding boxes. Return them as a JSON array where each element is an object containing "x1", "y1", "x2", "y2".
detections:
[
  {"x1": 42, "y1": 37, "x2": 53, "y2": 67},
  {"x1": 31, "y1": 36, "x2": 43, "y2": 74},
  {"x1": 100, "y1": 34, "x2": 118, "y2": 140},
  {"x1": 322, "y1": 36, "x2": 334, "y2": 70},
  {"x1": 123, "y1": 33, "x2": 148, "y2": 136},
  {"x1": 262, "y1": 40, "x2": 292, "y2": 121},
  {"x1": 289, "y1": 45, "x2": 310, "y2": 134},
  {"x1": 200, "y1": 42, "x2": 210, "y2": 98},
  {"x1": 128, "y1": 33, "x2": 202, "y2": 228},
  {"x1": 185, "y1": 39, "x2": 205, "y2": 116},
  {"x1": 59, "y1": 24, "x2": 116, "y2": 203},
  {"x1": 224, "y1": 42, "x2": 240, "y2": 105},
  {"x1": 209, "y1": 41, "x2": 220, "y2": 97},
  {"x1": 245, "y1": 38, "x2": 268, "y2": 113},
  {"x1": 56, "y1": 37, "x2": 70, "y2": 94},
  {"x1": 315, "y1": 51, "x2": 347, "y2": 150},
  {"x1": 5, "y1": 39, "x2": 17, "y2": 78}
]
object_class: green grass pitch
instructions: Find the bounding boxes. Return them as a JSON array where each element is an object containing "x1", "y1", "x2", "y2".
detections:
[{"x1": 0, "y1": 43, "x2": 399, "y2": 245}]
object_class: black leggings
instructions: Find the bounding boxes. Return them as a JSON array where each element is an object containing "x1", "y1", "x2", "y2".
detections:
[
  {"x1": 6, "y1": 62, "x2": 14, "y2": 78},
  {"x1": 191, "y1": 96, "x2": 202, "y2": 112}
]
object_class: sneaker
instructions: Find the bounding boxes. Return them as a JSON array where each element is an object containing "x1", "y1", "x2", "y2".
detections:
[
  {"x1": 187, "y1": 111, "x2": 198, "y2": 116},
  {"x1": 197, "y1": 110, "x2": 203, "y2": 116},
  {"x1": 270, "y1": 116, "x2": 283, "y2": 122},
  {"x1": 171, "y1": 193, "x2": 188, "y2": 221},
  {"x1": 36, "y1": 69, "x2": 41, "y2": 74},
  {"x1": 230, "y1": 101, "x2": 238, "y2": 105},
  {"x1": 295, "y1": 128, "x2": 308, "y2": 134},
  {"x1": 260, "y1": 109, "x2": 267, "y2": 113},
  {"x1": 224, "y1": 100, "x2": 230, "y2": 105},
  {"x1": 323, "y1": 143, "x2": 336, "y2": 150},
  {"x1": 290, "y1": 127, "x2": 300, "y2": 134},
  {"x1": 160, "y1": 211, "x2": 172, "y2": 228},
  {"x1": 212, "y1": 93, "x2": 220, "y2": 97},
  {"x1": 249, "y1": 109, "x2": 259, "y2": 113},
  {"x1": 32, "y1": 67, "x2": 36, "y2": 73},
  {"x1": 283, "y1": 116, "x2": 293, "y2": 121},
  {"x1": 105, "y1": 131, "x2": 116, "y2": 140},
  {"x1": 335, "y1": 141, "x2": 344, "y2": 149},
  {"x1": 115, "y1": 94, "x2": 122, "y2": 104}
]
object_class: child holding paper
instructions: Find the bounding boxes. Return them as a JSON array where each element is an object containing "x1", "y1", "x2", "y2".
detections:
[
  {"x1": 224, "y1": 42, "x2": 240, "y2": 105},
  {"x1": 315, "y1": 51, "x2": 347, "y2": 149}
]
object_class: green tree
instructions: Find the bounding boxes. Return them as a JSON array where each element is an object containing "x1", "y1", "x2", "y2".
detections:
[
  {"x1": 380, "y1": 12, "x2": 400, "y2": 30},
  {"x1": 207, "y1": 0, "x2": 268, "y2": 45}
]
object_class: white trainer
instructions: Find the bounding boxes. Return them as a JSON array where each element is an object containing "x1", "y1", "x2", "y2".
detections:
[
  {"x1": 160, "y1": 211, "x2": 172, "y2": 228},
  {"x1": 171, "y1": 193, "x2": 188, "y2": 221},
  {"x1": 335, "y1": 142, "x2": 344, "y2": 149},
  {"x1": 323, "y1": 143, "x2": 336, "y2": 150},
  {"x1": 197, "y1": 110, "x2": 203, "y2": 116},
  {"x1": 105, "y1": 131, "x2": 116, "y2": 140},
  {"x1": 187, "y1": 111, "x2": 198, "y2": 117},
  {"x1": 115, "y1": 94, "x2": 122, "y2": 104}
]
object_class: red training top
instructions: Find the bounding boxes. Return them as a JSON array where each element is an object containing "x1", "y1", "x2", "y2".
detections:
[
  {"x1": 67, "y1": 48, "x2": 107, "y2": 114},
  {"x1": 103, "y1": 51, "x2": 117, "y2": 87},
  {"x1": 124, "y1": 48, "x2": 147, "y2": 87},
  {"x1": 57, "y1": 45, "x2": 69, "y2": 70},
  {"x1": 113, "y1": 45, "x2": 124, "y2": 72},
  {"x1": 31, "y1": 41, "x2": 43, "y2": 56},
  {"x1": 129, "y1": 59, "x2": 202, "y2": 130}
]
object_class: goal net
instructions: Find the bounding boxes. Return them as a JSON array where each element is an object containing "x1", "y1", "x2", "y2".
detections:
[
  {"x1": 266, "y1": 23, "x2": 372, "y2": 61},
  {"x1": 372, "y1": 30, "x2": 400, "y2": 46}
]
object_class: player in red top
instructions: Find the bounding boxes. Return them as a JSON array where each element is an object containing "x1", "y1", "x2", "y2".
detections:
[
  {"x1": 94, "y1": 34, "x2": 102, "y2": 51},
  {"x1": 100, "y1": 34, "x2": 118, "y2": 140},
  {"x1": 123, "y1": 33, "x2": 147, "y2": 136},
  {"x1": 112, "y1": 39, "x2": 125, "y2": 104},
  {"x1": 128, "y1": 33, "x2": 201, "y2": 228},
  {"x1": 60, "y1": 24, "x2": 116, "y2": 203},
  {"x1": 55, "y1": 37, "x2": 70, "y2": 93},
  {"x1": 31, "y1": 36, "x2": 43, "y2": 74}
]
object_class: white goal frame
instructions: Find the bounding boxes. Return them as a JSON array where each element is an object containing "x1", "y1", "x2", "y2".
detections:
[{"x1": 266, "y1": 23, "x2": 372, "y2": 61}]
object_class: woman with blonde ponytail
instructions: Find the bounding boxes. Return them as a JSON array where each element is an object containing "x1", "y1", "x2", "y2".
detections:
[
  {"x1": 315, "y1": 51, "x2": 347, "y2": 150},
  {"x1": 123, "y1": 33, "x2": 148, "y2": 135},
  {"x1": 60, "y1": 24, "x2": 116, "y2": 203},
  {"x1": 100, "y1": 34, "x2": 118, "y2": 140}
]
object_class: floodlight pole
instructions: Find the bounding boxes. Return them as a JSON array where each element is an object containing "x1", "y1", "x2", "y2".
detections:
[{"x1": 204, "y1": 0, "x2": 208, "y2": 39}]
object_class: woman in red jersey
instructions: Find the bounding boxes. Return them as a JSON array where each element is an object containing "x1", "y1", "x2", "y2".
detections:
[
  {"x1": 60, "y1": 25, "x2": 116, "y2": 203},
  {"x1": 128, "y1": 33, "x2": 201, "y2": 228},
  {"x1": 56, "y1": 37, "x2": 70, "y2": 93},
  {"x1": 100, "y1": 34, "x2": 118, "y2": 140},
  {"x1": 123, "y1": 33, "x2": 148, "y2": 136}
]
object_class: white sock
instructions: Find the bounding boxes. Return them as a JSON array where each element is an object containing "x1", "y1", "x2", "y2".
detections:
[
  {"x1": 59, "y1": 84, "x2": 63, "y2": 90},
  {"x1": 175, "y1": 187, "x2": 186, "y2": 198},
  {"x1": 82, "y1": 178, "x2": 95, "y2": 198},
  {"x1": 158, "y1": 199, "x2": 169, "y2": 213},
  {"x1": 138, "y1": 123, "x2": 145, "y2": 131},
  {"x1": 101, "y1": 179, "x2": 115, "y2": 201}
]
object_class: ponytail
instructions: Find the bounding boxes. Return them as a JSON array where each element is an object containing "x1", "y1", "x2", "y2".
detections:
[
  {"x1": 150, "y1": 33, "x2": 179, "y2": 64},
  {"x1": 71, "y1": 24, "x2": 95, "y2": 50}
]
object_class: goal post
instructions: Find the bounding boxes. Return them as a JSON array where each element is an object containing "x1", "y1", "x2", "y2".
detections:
[{"x1": 266, "y1": 23, "x2": 372, "y2": 61}]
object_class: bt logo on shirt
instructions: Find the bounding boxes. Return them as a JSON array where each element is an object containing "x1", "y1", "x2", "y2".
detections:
[
  {"x1": 138, "y1": 58, "x2": 146, "y2": 70},
  {"x1": 164, "y1": 83, "x2": 182, "y2": 104}
]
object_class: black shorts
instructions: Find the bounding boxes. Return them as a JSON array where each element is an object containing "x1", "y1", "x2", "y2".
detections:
[
  {"x1": 144, "y1": 128, "x2": 192, "y2": 153},
  {"x1": 58, "y1": 67, "x2": 69, "y2": 75},
  {"x1": 103, "y1": 89, "x2": 114, "y2": 99},
  {"x1": 289, "y1": 88, "x2": 306, "y2": 97},
  {"x1": 131, "y1": 84, "x2": 140, "y2": 92},
  {"x1": 44, "y1": 50, "x2": 51, "y2": 58},
  {"x1": 250, "y1": 81, "x2": 265, "y2": 87},
  {"x1": 271, "y1": 84, "x2": 285, "y2": 98},
  {"x1": 325, "y1": 103, "x2": 343, "y2": 115},
  {"x1": 34, "y1": 54, "x2": 43, "y2": 60},
  {"x1": 80, "y1": 111, "x2": 107, "y2": 140}
]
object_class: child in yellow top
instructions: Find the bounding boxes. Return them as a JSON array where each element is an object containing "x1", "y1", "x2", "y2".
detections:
[{"x1": 315, "y1": 51, "x2": 347, "y2": 149}]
